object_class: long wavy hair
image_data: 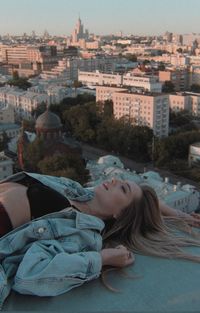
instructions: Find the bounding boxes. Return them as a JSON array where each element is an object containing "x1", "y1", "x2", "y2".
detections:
[{"x1": 102, "y1": 184, "x2": 200, "y2": 262}]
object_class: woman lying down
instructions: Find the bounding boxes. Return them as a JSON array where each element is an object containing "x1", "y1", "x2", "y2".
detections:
[{"x1": 0, "y1": 171, "x2": 200, "y2": 309}]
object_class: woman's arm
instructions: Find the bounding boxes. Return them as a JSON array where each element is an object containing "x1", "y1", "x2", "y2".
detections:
[
  {"x1": 159, "y1": 200, "x2": 200, "y2": 227},
  {"x1": 13, "y1": 241, "x2": 134, "y2": 297},
  {"x1": 159, "y1": 201, "x2": 179, "y2": 217},
  {"x1": 13, "y1": 242, "x2": 102, "y2": 296},
  {"x1": 101, "y1": 245, "x2": 134, "y2": 267}
]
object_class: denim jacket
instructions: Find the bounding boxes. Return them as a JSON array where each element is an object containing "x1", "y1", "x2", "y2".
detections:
[
  {"x1": 0, "y1": 172, "x2": 104, "y2": 310},
  {"x1": 0, "y1": 209, "x2": 104, "y2": 310},
  {"x1": 1, "y1": 171, "x2": 95, "y2": 202}
]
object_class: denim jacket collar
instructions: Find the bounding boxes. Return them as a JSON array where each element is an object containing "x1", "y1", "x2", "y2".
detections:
[{"x1": 25, "y1": 172, "x2": 95, "y2": 202}]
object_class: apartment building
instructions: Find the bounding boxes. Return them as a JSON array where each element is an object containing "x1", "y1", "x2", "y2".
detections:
[
  {"x1": 159, "y1": 68, "x2": 189, "y2": 91},
  {"x1": 0, "y1": 86, "x2": 49, "y2": 120},
  {"x1": 123, "y1": 73, "x2": 162, "y2": 92},
  {"x1": 169, "y1": 92, "x2": 200, "y2": 116},
  {"x1": 0, "y1": 104, "x2": 15, "y2": 123},
  {"x1": 113, "y1": 91, "x2": 169, "y2": 137},
  {"x1": 41, "y1": 57, "x2": 121, "y2": 81},
  {"x1": 79, "y1": 70, "x2": 122, "y2": 86},
  {"x1": 1, "y1": 45, "x2": 28, "y2": 64},
  {"x1": 189, "y1": 66, "x2": 200, "y2": 86},
  {"x1": 189, "y1": 56, "x2": 200, "y2": 65},
  {"x1": 96, "y1": 86, "x2": 169, "y2": 137},
  {"x1": 0, "y1": 45, "x2": 60, "y2": 76},
  {"x1": 189, "y1": 92, "x2": 200, "y2": 116},
  {"x1": 96, "y1": 86, "x2": 128, "y2": 102},
  {"x1": 79, "y1": 70, "x2": 162, "y2": 92},
  {"x1": 169, "y1": 93, "x2": 191, "y2": 112}
]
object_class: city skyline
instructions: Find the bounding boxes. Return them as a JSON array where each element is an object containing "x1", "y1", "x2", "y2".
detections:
[{"x1": 0, "y1": 0, "x2": 200, "y2": 37}]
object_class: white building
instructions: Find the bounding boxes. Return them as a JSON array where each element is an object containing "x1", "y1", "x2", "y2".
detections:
[
  {"x1": 0, "y1": 152, "x2": 13, "y2": 180},
  {"x1": 29, "y1": 84, "x2": 69, "y2": 104},
  {"x1": 0, "y1": 123, "x2": 20, "y2": 140},
  {"x1": 86, "y1": 155, "x2": 200, "y2": 213},
  {"x1": 79, "y1": 70, "x2": 122, "y2": 86},
  {"x1": 79, "y1": 70, "x2": 162, "y2": 92},
  {"x1": 0, "y1": 86, "x2": 49, "y2": 120},
  {"x1": 0, "y1": 104, "x2": 15, "y2": 123},
  {"x1": 123, "y1": 72, "x2": 162, "y2": 92},
  {"x1": 188, "y1": 143, "x2": 200, "y2": 167}
]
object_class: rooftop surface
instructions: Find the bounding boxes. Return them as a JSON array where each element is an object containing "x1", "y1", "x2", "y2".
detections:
[
  {"x1": 3, "y1": 244, "x2": 200, "y2": 312},
  {"x1": 2, "y1": 156, "x2": 200, "y2": 311}
]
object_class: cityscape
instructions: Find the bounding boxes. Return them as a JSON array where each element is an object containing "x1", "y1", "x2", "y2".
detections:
[{"x1": 1, "y1": 0, "x2": 200, "y2": 310}]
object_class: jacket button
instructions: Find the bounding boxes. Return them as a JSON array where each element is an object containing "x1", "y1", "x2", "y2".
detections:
[{"x1": 37, "y1": 227, "x2": 45, "y2": 234}]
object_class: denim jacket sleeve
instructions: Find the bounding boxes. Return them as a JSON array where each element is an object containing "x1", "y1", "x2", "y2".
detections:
[{"x1": 13, "y1": 241, "x2": 102, "y2": 296}]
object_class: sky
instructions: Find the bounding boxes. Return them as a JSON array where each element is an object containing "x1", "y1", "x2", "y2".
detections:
[{"x1": 0, "y1": 0, "x2": 200, "y2": 36}]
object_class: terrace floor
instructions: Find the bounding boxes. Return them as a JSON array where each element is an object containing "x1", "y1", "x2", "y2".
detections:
[{"x1": 3, "y1": 244, "x2": 200, "y2": 312}]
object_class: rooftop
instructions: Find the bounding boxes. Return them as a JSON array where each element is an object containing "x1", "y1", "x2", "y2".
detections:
[
  {"x1": 2, "y1": 155, "x2": 200, "y2": 311},
  {"x1": 0, "y1": 123, "x2": 20, "y2": 131},
  {"x1": 3, "y1": 245, "x2": 200, "y2": 311}
]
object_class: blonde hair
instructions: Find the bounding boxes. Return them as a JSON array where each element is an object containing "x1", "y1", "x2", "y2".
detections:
[{"x1": 102, "y1": 185, "x2": 200, "y2": 262}]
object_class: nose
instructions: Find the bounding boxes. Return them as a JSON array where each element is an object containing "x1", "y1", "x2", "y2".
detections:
[{"x1": 111, "y1": 178, "x2": 121, "y2": 185}]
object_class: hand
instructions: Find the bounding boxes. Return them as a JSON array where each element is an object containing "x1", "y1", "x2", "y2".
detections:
[
  {"x1": 189, "y1": 212, "x2": 200, "y2": 228},
  {"x1": 100, "y1": 245, "x2": 135, "y2": 268}
]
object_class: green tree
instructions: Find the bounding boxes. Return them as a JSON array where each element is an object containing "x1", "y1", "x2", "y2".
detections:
[
  {"x1": 23, "y1": 138, "x2": 46, "y2": 171},
  {"x1": 12, "y1": 70, "x2": 19, "y2": 80},
  {"x1": 154, "y1": 130, "x2": 200, "y2": 167},
  {"x1": 162, "y1": 80, "x2": 175, "y2": 93},
  {"x1": 7, "y1": 75, "x2": 32, "y2": 90},
  {"x1": 22, "y1": 119, "x2": 35, "y2": 132},
  {"x1": 176, "y1": 48, "x2": 183, "y2": 53},
  {"x1": 73, "y1": 80, "x2": 83, "y2": 88},
  {"x1": 38, "y1": 153, "x2": 89, "y2": 184},
  {"x1": 102, "y1": 100, "x2": 113, "y2": 118},
  {"x1": 62, "y1": 102, "x2": 101, "y2": 143},
  {"x1": 0, "y1": 132, "x2": 9, "y2": 151},
  {"x1": 157, "y1": 62, "x2": 165, "y2": 71},
  {"x1": 142, "y1": 59, "x2": 150, "y2": 65},
  {"x1": 125, "y1": 54, "x2": 137, "y2": 62},
  {"x1": 32, "y1": 102, "x2": 47, "y2": 118},
  {"x1": 190, "y1": 84, "x2": 200, "y2": 93}
]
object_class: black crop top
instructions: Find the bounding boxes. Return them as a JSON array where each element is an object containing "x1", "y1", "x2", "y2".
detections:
[{"x1": 18, "y1": 175, "x2": 71, "y2": 218}]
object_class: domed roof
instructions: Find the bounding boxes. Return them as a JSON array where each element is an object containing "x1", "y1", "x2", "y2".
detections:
[{"x1": 35, "y1": 109, "x2": 62, "y2": 130}]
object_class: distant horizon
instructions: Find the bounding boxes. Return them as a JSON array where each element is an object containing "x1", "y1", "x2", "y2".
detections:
[{"x1": 0, "y1": 0, "x2": 200, "y2": 37}]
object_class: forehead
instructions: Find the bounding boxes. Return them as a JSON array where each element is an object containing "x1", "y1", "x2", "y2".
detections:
[{"x1": 127, "y1": 181, "x2": 142, "y2": 200}]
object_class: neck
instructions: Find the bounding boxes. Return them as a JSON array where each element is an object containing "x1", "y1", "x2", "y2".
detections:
[{"x1": 69, "y1": 198, "x2": 108, "y2": 220}]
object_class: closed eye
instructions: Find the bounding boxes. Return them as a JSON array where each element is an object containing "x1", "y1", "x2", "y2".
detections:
[{"x1": 121, "y1": 185, "x2": 126, "y2": 194}]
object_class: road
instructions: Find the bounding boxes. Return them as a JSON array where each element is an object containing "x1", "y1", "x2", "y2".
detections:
[{"x1": 80, "y1": 142, "x2": 200, "y2": 189}]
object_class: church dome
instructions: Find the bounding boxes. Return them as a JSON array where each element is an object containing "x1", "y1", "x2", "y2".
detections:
[{"x1": 35, "y1": 109, "x2": 62, "y2": 130}]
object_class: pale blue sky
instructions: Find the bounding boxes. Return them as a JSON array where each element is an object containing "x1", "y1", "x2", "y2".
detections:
[{"x1": 0, "y1": 0, "x2": 199, "y2": 36}]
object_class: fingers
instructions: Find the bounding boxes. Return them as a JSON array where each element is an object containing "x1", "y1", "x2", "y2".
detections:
[
  {"x1": 191, "y1": 212, "x2": 200, "y2": 220},
  {"x1": 115, "y1": 244, "x2": 126, "y2": 249},
  {"x1": 126, "y1": 251, "x2": 135, "y2": 265},
  {"x1": 188, "y1": 215, "x2": 200, "y2": 228}
]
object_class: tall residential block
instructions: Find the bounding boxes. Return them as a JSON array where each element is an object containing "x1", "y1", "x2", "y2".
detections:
[{"x1": 96, "y1": 86, "x2": 169, "y2": 138}]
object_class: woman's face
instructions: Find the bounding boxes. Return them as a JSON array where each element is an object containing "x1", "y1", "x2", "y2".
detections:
[{"x1": 94, "y1": 178, "x2": 142, "y2": 219}]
